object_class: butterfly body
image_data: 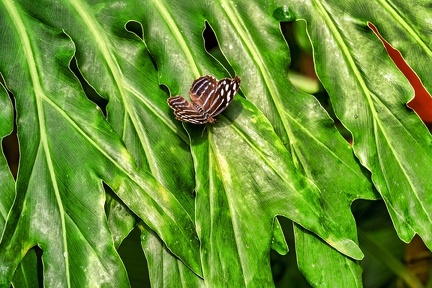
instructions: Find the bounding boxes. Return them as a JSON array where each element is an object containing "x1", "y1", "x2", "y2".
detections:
[{"x1": 167, "y1": 75, "x2": 241, "y2": 124}]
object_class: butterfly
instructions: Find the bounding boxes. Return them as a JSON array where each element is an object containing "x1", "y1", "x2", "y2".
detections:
[{"x1": 167, "y1": 75, "x2": 241, "y2": 124}]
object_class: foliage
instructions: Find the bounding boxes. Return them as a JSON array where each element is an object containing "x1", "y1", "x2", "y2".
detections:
[{"x1": 0, "y1": 0, "x2": 431, "y2": 287}]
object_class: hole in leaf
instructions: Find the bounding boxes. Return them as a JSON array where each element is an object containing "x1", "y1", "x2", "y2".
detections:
[
  {"x1": 278, "y1": 22, "x2": 352, "y2": 140},
  {"x1": 202, "y1": 22, "x2": 245, "y2": 101},
  {"x1": 203, "y1": 21, "x2": 218, "y2": 52},
  {"x1": 118, "y1": 227, "x2": 150, "y2": 287},
  {"x1": 368, "y1": 23, "x2": 432, "y2": 126},
  {"x1": 35, "y1": 246, "x2": 44, "y2": 286},
  {"x1": 271, "y1": 216, "x2": 309, "y2": 286},
  {"x1": 126, "y1": 20, "x2": 159, "y2": 72},
  {"x1": 2, "y1": 125, "x2": 18, "y2": 179},
  {"x1": 0, "y1": 78, "x2": 19, "y2": 178},
  {"x1": 203, "y1": 21, "x2": 236, "y2": 77},
  {"x1": 69, "y1": 57, "x2": 108, "y2": 116},
  {"x1": 13, "y1": 246, "x2": 44, "y2": 286},
  {"x1": 352, "y1": 199, "x2": 409, "y2": 287},
  {"x1": 280, "y1": 21, "x2": 314, "y2": 77},
  {"x1": 126, "y1": 21, "x2": 144, "y2": 40},
  {"x1": 104, "y1": 184, "x2": 150, "y2": 287}
]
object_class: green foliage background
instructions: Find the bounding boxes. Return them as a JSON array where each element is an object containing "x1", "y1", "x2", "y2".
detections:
[{"x1": 0, "y1": 0, "x2": 431, "y2": 287}]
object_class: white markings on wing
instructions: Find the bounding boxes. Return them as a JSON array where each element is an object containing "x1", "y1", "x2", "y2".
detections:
[{"x1": 168, "y1": 75, "x2": 241, "y2": 124}]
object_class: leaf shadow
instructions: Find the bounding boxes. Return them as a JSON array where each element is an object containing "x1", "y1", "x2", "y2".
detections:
[{"x1": 186, "y1": 99, "x2": 243, "y2": 145}]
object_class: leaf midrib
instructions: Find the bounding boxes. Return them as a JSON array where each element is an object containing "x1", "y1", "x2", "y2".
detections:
[
  {"x1": 218, "y1": 0, "x2": 364, "y2": 179},
  {"x1": 71, "y1": 0, "x2": 190, "y2": 174},
  {"x1": 312, "y1": 0, "x2": 423, "y2": 210},
  {"x1": 208, "y1": 132, "x2": 247, "y2": 286},
  {"x1": 377, "y1": 0, "x2": 432, "y2": 57},
  {"x1": 153, "y1": 0, "x2": 201, "y2": 78},
  {"x1": 4, "y1": 0, "x2": 71, "y2": 285}
]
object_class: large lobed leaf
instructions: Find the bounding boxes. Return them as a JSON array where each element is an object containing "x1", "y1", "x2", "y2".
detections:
[
  {"x1": 203, "y1": 0, "x2": 380, "y2": 285},
  {"x1": 0, "y1": 85, "x2": 14, "y2": 235},
  {"x1": 0, "y1": 0, "x2": 430, "y2": 287},
  {"x1": 0, "y1": 0, "x2": 201, "y2": 285},
  {"x1": 137, "y1": 0, "x2": 378, "y2": 286},
  {"x1": 0, "y1": 81, "x2": 38, "y2": 288},
  {"x1": 282, "y1": 0, "x2": 432, "y2": 253},
  {"x1": 31, "y1": 0, "x2": 199, "y2": 259}
]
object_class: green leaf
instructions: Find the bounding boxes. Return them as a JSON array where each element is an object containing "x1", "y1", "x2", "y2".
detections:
[
  {"x1": 295, "y1": 227, "x2": 362, "y2": 287},
  {"x1": 283, "y1": 0, "x2": 432, "y2": 250},
  {"x1": 191, "y1": 99, "x2": 367, "y2": 285},
  {"x1": 140, "y1": 224, "x2": 205, "y2": 288},
  {"x1": 1, "y1": 82, "x2": 38, "y2": 288},
  {"x1": 28, "y1": 0, "x2": 201, "y2": 279},
  {"x1": 35, "y1": 0, "x2": 200, "y2": 274},
  {"x1": 0, "y1": 84, "x2": 14, "y2": 234},
  {"x1": 0, "y1": 0, "x2": 200, "y2": 285},
  {"x1": 105, "y1": 192, "x2": 136, "y2": 248},
  {"x1": 11, "y1": 250, "x2": 40, "y2": 288},
  {"x1": 134, "y1": 2, "x2": 378, "y2": 281},
  {"x1": 1, "y1": 1, "x2": 430, "y2": 287},
  {"x1": 357, "y1": 1, "x2": 432, "y2": 94},
  {"x1": 204, "y1": 0, "x2": 379, "y2": 285},
  {"x1": 136, "y1": 0, "x2": 379, "y2": 285}
]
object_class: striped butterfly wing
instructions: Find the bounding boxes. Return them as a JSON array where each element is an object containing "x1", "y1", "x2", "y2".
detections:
[
  {"x1": 190, "y1": 75, "x2": 241, "y2": 117},
  {"x1": 206, "y1": 76, "x2": 241, "y2": 117},
  {"x1": 189, "y1": 75, "x2": 218, "y2": 109},
  {"x1": 168, "y1": 75, "x2": 241, "y2": 124},
  {"x1": 167, "y1": 96, "x2": 209, "y2": 124}
]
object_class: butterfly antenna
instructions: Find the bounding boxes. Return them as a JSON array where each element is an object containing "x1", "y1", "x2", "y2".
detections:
[{"x1": 201, "y1": 124, "x2": 208, "y2": 138}]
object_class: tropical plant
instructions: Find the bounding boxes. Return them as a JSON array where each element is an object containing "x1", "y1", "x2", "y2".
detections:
[{"x1": 0, "y1": 0, "x2": 431, "y2": 287}]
